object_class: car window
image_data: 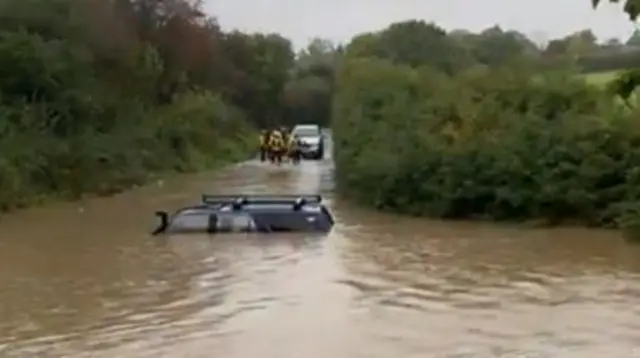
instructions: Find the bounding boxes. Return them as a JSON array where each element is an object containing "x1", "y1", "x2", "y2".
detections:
[
  {"x1": 169, "y1": 213, "x2": 210, "y2": 231},
  {"x1": 216, "y1": 213, "x2": 256, "y2": 232},
  {"x1": 293, "y1": 126, "x2": 320, "y2": 137}
]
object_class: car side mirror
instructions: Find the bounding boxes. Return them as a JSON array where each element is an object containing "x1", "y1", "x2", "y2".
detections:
[{"x1": 152, "y1": 211, "x2": 169, "y2": 235}]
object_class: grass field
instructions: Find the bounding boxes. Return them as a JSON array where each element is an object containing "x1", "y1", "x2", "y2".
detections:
[
  {"x1": 581, "y1": 70, "x2": 624, "y2": 87},
  {"x1": 580, "y1": 70, "x2": 638, "y2": 108}
]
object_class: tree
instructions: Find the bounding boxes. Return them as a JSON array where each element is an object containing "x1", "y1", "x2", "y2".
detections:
[
  {"x1": 543, "y1": 30, "x2": 598, "y2": 57},
  {"x1": 626, "y1": 29, "x2": 640, "y2": 46},
  {"x1": 592, "y1": 0, "x2": 640, "y2": 20},
  {"x1": 592, "y1": 0, "x2": 640, "y2": 101},
  {"x1": 283, "y1": 38, "x2": 338, "y2": 126},
  {"x1": 344, "y1": 20, "x2": 473, "y2": 74},
  {"x1": 469, "y1": 26, "x2": 538, "y2": 65},
  {"x1": 0, "y1": 0, "x2": 301, "y2": 209},
  {"x1": 544, "y1": 38, "x2": 570, "y2": 57},
  {"x1": 604, "y1": 37, "x2": 623, "y2": 48},
  {"x1": 332, "y1": 19, "x2": 640, "y2": 227},
  {"x1": 220, "y1": 31, "x2": 295, "y2": 127}
]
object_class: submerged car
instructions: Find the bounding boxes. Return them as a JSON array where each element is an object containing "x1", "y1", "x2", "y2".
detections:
[
  {"x1": 291, "y1": 124, "x2": 324, "y2": 160},
  {"x1": 152, "y1": 194, "x2": 335, "y2": 235}
]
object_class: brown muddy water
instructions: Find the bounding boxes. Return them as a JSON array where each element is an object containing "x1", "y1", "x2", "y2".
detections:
[{"x1": 1, "y1": 140, "x2": 640, "y2": 357}]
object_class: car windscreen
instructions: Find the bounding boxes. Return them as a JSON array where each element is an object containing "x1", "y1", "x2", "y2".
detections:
[{"x1": 293, "y1": 127, "x2": 320, "y2": 137}]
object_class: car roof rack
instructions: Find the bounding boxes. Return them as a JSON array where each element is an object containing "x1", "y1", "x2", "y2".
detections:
[{"x1": 201, "y1": 194, "x2": 322, "y2": 206}]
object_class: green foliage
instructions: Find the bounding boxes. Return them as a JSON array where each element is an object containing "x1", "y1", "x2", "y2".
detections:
[
  {"x1": 592, "y1": 0, "x2": 640, "y2": 20},
  {"x1": 282, "y1": 16, "x2": 640, "y2": 131},
  {"x1": 344, "y1": 21, "x2": 475, "y2": 74},
  {"x1": 0, "y1": 0, "x2": 289, "y2": 211},
  {"x1": 576, "y1": 50, "x2": 640, "y2": 73},
  {"x1": 282, "y1": 38, "x2": 339, "y2": 127},
  {"x1": 627, "y1": 29, "x2": 640, "y2": 46},
  {"x1": 606, "y1": 69, "x2": 640, "y2": 101},
  {"x1": 582, "y1": 69, "x2": 640, "y2": 111},
  {"x1": 451, "y1": 27, "x2": 540, "y2": 66},
  {"x1": 222, "y1": 31, "x2": 295, "y2": 127},
  {"x1": 333, "y1": 21, "x2": 640, "y2": 229},
  {"x1": 616, "y1": 201, "x2": 640, "y2": 242}
]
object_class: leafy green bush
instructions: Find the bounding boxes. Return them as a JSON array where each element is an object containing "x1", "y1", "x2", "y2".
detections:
[
  {"x1": 0, "y1": 0, "x2": 258, "y2": 211},
  {"x1": 0, "y1": 89, "x2": 254, "y2": 210},
  {"x1": 333, "y1": 56, "x2": 640, "y2": 227}
]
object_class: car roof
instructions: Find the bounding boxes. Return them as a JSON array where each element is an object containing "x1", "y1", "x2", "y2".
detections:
[{"x1": 162, "y1": 200, "x2": 334, "y2": 233}]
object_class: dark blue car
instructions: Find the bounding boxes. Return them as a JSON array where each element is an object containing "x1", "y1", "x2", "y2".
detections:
[{"x1": 152, "y1": 194, "x2": 335, "y2": 235}]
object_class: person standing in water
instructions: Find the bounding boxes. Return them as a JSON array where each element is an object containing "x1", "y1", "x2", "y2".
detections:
[
  {"x1": 288, "y1": 134, "x2": 301, "y2": 164},
  {"x1": 259, "y1": 129, "x2": 269, "y2": 162},
  {"x1": 267, "y1": 127, "x2": 285, "y2": 165}
]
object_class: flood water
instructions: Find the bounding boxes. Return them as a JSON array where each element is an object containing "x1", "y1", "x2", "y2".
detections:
[{"x1": 1, "y1": 136, "x2": 640, "y2": 358}]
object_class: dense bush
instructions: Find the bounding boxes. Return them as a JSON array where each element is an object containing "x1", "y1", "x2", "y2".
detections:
[
  {"x1": 333, "y1": 50, "x2": 640, "y2": 227},
  {"x1": 0, "y1": 0, "x2": 299, "y2": 211},
  {"x1": 578, "y1": 50, "x2": 640, "y2": 73}
]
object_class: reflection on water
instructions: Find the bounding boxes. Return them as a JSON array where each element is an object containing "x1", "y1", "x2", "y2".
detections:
[{"x1": 1, "y1": 142, "x2": 640, "y2": 357}]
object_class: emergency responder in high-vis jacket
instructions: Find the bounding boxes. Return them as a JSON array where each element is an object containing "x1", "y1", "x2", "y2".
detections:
[
  {"x1": 267, "y1": 128, "x2": 285, "y2": 165},
  {"x1": 259, "y1": 129, "x2": 269, "y2": 162},
  {"x1": 287, "y1": 134, "x2": 301, "y2": 164}
]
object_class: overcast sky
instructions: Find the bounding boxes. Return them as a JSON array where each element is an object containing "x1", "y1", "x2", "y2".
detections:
[{"x1": 204, "y1": 0, "x2": 638, "y2": 49}]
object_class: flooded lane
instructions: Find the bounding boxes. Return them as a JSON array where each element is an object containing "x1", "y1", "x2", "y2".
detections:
[{"x1": 1, "y1": 139, "x2": 640, "y2": 357}]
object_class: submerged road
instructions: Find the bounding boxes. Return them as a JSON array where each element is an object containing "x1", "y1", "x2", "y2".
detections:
[{"x1": 1, "y1": 135, "x2": 640, "y2": 357}]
